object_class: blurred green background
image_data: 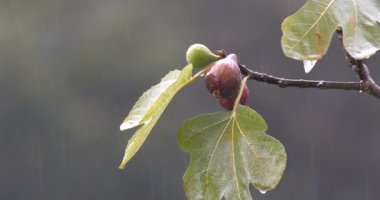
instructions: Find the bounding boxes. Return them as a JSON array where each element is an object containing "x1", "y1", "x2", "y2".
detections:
[{"x1": 1, "y1": 0, "x2": 380, "y2": 199}]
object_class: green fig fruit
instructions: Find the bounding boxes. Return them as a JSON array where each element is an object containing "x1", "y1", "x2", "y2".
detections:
[{"x1": 186, "y1": 43, "x2": 220, "y2": 68}]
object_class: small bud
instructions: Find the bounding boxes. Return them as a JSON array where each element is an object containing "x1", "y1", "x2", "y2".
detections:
[
  {"x1": 205, "y1": 54, "x2": 242, "y2": 99},
  {"x1": 186, "y1": 44, "x2": 220, "y2": 68}
]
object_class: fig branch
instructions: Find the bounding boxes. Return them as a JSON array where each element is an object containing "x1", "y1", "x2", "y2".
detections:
[
  {"x1": 233, "y1": 30, "x2": 380, "y2": 100},
  {"x1": 238, "y1": 64, "x2": 364, "y2": 92},
  {"x1": 239, "y1": 61, "x2": 380, "y2": 100},
  {"x1": 185, "y1": 42, "x2": 380, "y2": 101},
  {"x1": 336, "y1": 28, "x2": 380, "y2": 99}
]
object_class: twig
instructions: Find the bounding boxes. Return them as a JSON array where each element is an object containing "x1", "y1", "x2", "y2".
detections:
[
  {"x1": 239, "y1": 62, "x2": 380, "y2": 100},
  {"x1": 239, "y1": 64, "x2": 364, "y2": 91},
  {"x1": 336, "y1": 27, "x2": 380, "y2": 99},
  {"x1": 220, "y1": 29, "x2": 380, "y2": 100}
]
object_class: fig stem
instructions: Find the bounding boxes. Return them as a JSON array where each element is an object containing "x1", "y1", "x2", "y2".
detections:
[
  {"x1": 233, "y1": 75, "x2": 251, "y2": 112},
  {"x1": 190, "y1": 64, "x2": 212, "y2": 82}
]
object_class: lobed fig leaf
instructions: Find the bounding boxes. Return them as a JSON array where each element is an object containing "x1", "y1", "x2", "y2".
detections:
[
  {"x1": 281, "y1": 0, "x2": 380, "y2": 62},
  {"x1": 186, "y1": 43, "x2": 220, "y2": 68},
  {"x1": 178, "y1": 105, "x2": 287, "y2": 200}
]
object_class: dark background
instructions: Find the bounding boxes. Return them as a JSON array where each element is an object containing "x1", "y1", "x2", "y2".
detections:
[{"x1": 1, "y1": 0, "x2": 380, "y2": 199}]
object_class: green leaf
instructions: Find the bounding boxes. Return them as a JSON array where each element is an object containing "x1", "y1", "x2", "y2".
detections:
[
  {"x1": 178, "y1": 105, "x2": 287, "y2": 200},
  {"x1": 119, "y1": 65, "x2": 193, "y2": 169},
  {"x1": 282, "y1": 0, "x2": 380, "y2": 61}
]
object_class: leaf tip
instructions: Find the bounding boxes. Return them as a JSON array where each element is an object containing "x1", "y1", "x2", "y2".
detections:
[
  {"x1": 118, "y1": 164, "x2": 126, "y2": 170},
  {"x1": 119, "y1": 157, "x2": 129, "y2": 170}
]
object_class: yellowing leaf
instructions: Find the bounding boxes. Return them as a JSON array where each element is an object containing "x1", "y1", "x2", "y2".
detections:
[
  {"x1": 282, "y1": 0, "x2": 380, "y2": 61},
  {"x1": 178, "y1": 105, "x2": 287, "y2": 200},
  {"x1": 119, "y1": 65, "x2": 193, "y2": 169}
]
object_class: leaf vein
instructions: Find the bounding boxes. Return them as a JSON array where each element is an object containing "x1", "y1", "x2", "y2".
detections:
[
  {"x1": 288, "y1": 0, "x2": 335, "y2": 52},
  {"x1": 205, "y1": 116, "x2": 234, "y2": 193},
  {"x1": 231, "y1": 119, "x2": 242, "y2": 200},
  {"x1": 182, "y1": 117, "x2": 230, "y2": 145}
]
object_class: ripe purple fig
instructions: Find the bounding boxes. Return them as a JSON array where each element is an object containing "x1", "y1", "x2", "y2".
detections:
[
  {"x1": 218, "y1": 98, "x2": 235, "y2": 111},
  {"x1": 205, "y1": 54, "x2": 242, "y2": 100},
  {"x1": 218, "y1": 85, "x2": 250, "y2": 110},
  {"x1": 239, "y1": 85, "x2": 250, "y2": 105}
]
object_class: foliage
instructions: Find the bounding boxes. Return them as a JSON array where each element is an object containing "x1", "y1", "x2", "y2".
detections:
[
  {"x1": 119, "y1": 1, "x2": 380, "y2": 199},
  {"x1": 282, "y1": 0, "x2": 380, "y2": 71},
  {"x1": 178, "y1": 105, "x2": 286, "y2": 200},
  {"x1": 118, "y1": 65, "x2": 193, "y2": 169}
]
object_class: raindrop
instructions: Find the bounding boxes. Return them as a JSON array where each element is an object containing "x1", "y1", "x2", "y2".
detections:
[
  {"x1": 278, "y1": 80, "x2": 285, "y2": 88},
  {"x1": 260, "y1": 47, "x2": 264, "y2": 70},
  {"x1": 259, "y1": 190, "x2": 267, "y2": 194},
  {"x1": 303, "y1": 60, "x2": 317, "y2": 74},
  {"x1": 317, "y1": 81, "x2": 326, "y2": 89},
  {"x1": 286, "y1": 0, "x2": 290, "y2": 14},
  {"x1": 359, "y1": 80, "x2": 364, "y2": 93}
]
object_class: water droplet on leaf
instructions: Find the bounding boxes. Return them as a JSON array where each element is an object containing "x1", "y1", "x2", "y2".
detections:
[
  {"x1": 303, "y1": 60, "x2": 317, "y2": 74},
  {"x1": 259, "y1": 190, "x2": 267, "y2": 194}
]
